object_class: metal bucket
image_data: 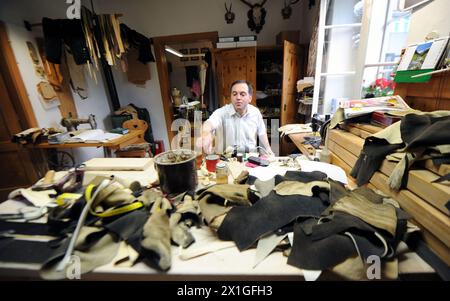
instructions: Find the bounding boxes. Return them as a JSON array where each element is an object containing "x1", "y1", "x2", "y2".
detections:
[{"x1": 154, "y1": 149, "x2": 198, "y2": 194}]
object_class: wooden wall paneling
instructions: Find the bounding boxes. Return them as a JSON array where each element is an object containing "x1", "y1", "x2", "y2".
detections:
[
  {"x1": 215, "y1": 47, "x2": 256, "y2": 107},
  {"x1": 394, "y1": 73, "x2": 450, "y2": 111}
]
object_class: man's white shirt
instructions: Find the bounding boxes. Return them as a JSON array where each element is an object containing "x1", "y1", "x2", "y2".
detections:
[{"x1": 206, "y1": 104, "x2": 266, "y2": 152}]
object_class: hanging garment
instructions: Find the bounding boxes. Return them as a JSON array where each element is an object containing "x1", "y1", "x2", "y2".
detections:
[
  {"x1": 42, "y1": 18, "x2": 90, "y2": 65},
  {"x1": 203, "y1": 50, "x2": 219, "y2": 112},
  {"x1": 65, "y1": 49, "x2": 88, "y2": 99},
  {"x1": 185, "y1": 65, "x2": 199, "y2": 88},
  {"x1": 120, "y1": 24, "x2": 155, "y2": 63},
  {"x1": 126, "y1": 47, "x2": 151, "y2": 85}
]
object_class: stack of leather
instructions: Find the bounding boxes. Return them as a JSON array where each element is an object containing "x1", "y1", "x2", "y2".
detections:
[{"x1": 327, "y1": 121, "x2": 450, "y2": 268}]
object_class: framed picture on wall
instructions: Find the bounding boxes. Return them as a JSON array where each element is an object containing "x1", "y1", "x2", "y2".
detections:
[
  {"x1": 180, "y1": 49, "x2": 188, "y2": 62},
  {"x1": 190, "y1": 48, "x2": 199, "y2": 61}
]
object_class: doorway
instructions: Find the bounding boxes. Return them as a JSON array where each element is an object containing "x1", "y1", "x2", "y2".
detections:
[
  {"x1": 0, "y1": 21, "x2": 46, "y2": 200},
  {"x1": 153, "y1": 31, "x2": 218, "y2": 145}
]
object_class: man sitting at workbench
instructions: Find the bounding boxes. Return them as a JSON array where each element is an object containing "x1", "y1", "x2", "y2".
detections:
[{"x1": 198, "y1": 80, "x2": 274, "y2": 156}]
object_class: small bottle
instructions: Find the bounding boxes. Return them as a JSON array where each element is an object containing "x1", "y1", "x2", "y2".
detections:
[{"x1": 215, "y1": 162, "x2": 228, "y2": 184}]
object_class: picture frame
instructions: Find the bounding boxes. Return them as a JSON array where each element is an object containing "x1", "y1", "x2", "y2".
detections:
[
  {"x1": 180, "y1": 48, "x2": 188, "y2": 62},
  {"x1": 190, "y1": 48, "x2": 199, "y2": 61}
]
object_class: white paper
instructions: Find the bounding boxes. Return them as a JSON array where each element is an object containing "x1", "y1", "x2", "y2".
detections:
[
  {"x1": 296, "y1": 160, "x2": 348, "y2": 184},
  {"x1": 66, "y1": 129, "x2": 122, "y2": 143}
]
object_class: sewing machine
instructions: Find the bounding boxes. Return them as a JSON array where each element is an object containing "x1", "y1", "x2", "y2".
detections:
[{"x1": 60, "y1": 114, "x2": 97, "y2": 132}]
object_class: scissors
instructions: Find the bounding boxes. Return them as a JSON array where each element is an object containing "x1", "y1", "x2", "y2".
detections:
[{"x1": 0, "y1": 206, "x2": 48, "y2": 221}]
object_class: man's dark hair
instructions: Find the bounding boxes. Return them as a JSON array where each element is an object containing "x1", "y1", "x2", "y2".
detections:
[{"x1": 230, "y1": 80, "x2": 253, "y2": 96}]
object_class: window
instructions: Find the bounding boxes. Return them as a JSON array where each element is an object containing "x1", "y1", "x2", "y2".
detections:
[{"x1": 312, "y1": 0, "x2": 411, "y2": 115}]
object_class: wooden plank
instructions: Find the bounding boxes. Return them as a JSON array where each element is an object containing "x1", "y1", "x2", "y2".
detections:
[
  {"x1": 83, "y1": 158, "x2": 153, "y2": 171},
  {"x1": 411, "y1": 220, "x2": 450, "y2": 266},
  {"x1": 372, "y1": 160, "x2": 450, "y2": 216},
  {"x1": 422, "y1": 160, "x2": 450, "y2": 177},
  {"x1": 340, "y1": 124, "x2": 373, "y2": 139},
  {"x1": 328, "y1": 140, "x2": 358, "y2": 167},
  {"x1": 407, "y1": 170, "x2": 450, "y2": 216},
  {"x1": 329, "y1": 151, "x2": 352, "y2": 175},
  {"x1": 350, "y1": 123, "x2": 382, "y2": 134},
  {"x1": 328, "y1": 129, "x2": 364, "y2": 157},
  {"x1": 369, "y1": 171, "x2": 450, "y2": 248},
  {"x1": 329, "y1": 151, "x2": 357, "y2": 189}
]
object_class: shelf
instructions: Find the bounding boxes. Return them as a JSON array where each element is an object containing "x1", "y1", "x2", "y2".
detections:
[{"x1": 257, "y1": 71, "x2": 282, "y2": 75}]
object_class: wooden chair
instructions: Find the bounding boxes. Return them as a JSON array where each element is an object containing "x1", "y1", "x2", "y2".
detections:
[{"x1": 115, "y1": 119, "x2": 152, "y2": 158}]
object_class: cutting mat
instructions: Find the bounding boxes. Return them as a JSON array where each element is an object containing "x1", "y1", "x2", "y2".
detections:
[{"x1": 83, "y1": 158, "x2": 153, "y2": 171}]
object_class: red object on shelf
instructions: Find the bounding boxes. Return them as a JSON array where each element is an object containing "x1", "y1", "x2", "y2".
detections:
[
  {"x1": 371, "y1": 111, "x2": 401, "y2": 127},
  {"x1": 154, "y1": 140, "x2": 165, "y2": 155}
]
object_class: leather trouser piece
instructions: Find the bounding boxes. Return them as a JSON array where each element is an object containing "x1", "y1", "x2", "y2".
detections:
[
  {"x1": 0, "y1": 220, "x2": 53, "y2": 236},
  {"x1": 196, "y1": 184, "x2": 253, "y2": 228},
  {"x1": 0, "y1": 238, "x2": 56, "y2": 264},
  {"x1": 400, "y1": 114, "x2": 450, "y2": 151},
  {"x1": 331, "y1": 194, "x2": 397, "y2": 236},
  {"x1": 140, "y1": 210, "x2": 171, "y2": 271},
  {"x1": 217, "y1": 191, "x2": 328, "y2": 251},
  {"x1": 274, "y1": 170, "x2": 328, "y2": 184},
  {"x1": 287, "y1": 220, "x2": 357, "y2": 270},
  {"x1": 329, "y1": 179, "x2": 350, "y2": 205},
  {"x1": 352, "y1": 186, "x2": 385, "y2": 204},
  {"x1": 253, "y1": 177, "x2": 276, "y2": 198},
  {"x1": 40, "y1": 227, "x2": 120, "y2": 280},
  {"x1": 350, "y1": 141, "x2": 404, "y2": 186},
  {"x1": 274, "y1": 181, "x2": 330, "y2": 197}
]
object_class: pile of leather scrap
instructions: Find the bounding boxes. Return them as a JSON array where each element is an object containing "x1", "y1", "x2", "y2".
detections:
[
  {"x1": 197, "y1": 170, "x2": 414, "y2": 280},
  {"x1": 0, "y1": 174, "x2": 203, "y2": 279},
  {"x1": 350, "y1": 111, "x2": 450, "y2": 190},
  {"x1": 12, "y1": 128, "x2": 61, "y2": 144}
]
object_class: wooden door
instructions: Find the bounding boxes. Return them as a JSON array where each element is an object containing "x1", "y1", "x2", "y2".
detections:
[
  {"x1": 280, "y1": 40, "x2": 301, "y2": 155},
  {"x1": 0, "y1": 22, "x2": 45, "y2": 201},
  {"x1": 215, "y1": 47, "x2": 256, "y2": 107},
  {"x1": 280, "y1": 40, "x2": 300, "y2": 126},
  {"x1": 0, "y1": 71, "x2": 45, "y2": 200}
]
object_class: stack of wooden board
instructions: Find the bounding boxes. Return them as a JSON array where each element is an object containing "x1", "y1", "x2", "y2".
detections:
[{"x1": 328, "y1": 123, "x2": 450, "y2": 267}]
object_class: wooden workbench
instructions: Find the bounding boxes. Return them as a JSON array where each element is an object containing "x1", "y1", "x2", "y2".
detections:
[{"x1": 29, "y1": 130, "x2": 143, "y2": 157}]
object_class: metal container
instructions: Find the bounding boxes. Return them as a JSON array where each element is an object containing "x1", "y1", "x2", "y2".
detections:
[{"x1": 154, "y1": 149, "x2": 198, "y2": 194}]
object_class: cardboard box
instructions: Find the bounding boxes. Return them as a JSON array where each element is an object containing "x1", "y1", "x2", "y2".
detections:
[{"x1": 276, "y1": 31, "x2": 300, "y2": 45}]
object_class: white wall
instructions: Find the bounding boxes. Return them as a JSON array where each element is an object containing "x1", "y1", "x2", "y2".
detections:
[
  {"x1": 0, "y1": 0, "x2": 109, "y2": 163},
  {"x1": 0, "y1": 0, "x2": 316, "y2": 157},
  {"x1": 406, "y1": 0, "x2": 450, "y2": 44}
]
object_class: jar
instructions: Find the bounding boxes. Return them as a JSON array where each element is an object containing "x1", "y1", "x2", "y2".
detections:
[{"x1": 215, "y1": 162, "x2": 228, "y2": 184}]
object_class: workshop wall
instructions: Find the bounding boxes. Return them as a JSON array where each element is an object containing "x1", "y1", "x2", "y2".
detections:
[
  {"x1": 406, "y1": 0, "x2": 450, "y2": 44},
  {"x1": 0, "y1": 1, "x2": 111, "y2": 162},
  {"x1": 0, "y1": 0, "x2": 316, "y2": 163}
]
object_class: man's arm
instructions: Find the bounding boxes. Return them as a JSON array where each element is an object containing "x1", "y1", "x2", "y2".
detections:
[
  {"x1": 196, "y1": 120, "x2": 214, "y2": 154},
  {"x1": 258, "y1": 132, "x2": 274, "y2": 156}
]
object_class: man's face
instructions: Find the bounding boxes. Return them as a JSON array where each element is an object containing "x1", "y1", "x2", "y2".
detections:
[{"x1": 231, "y1": 83, "x2": 252, "y2": 112}]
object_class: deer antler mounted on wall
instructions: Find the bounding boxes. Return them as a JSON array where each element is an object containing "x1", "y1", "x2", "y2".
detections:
[
  {"x1": 241, "y1": 0, "x2": 267, "y2": 34},
  {"x1": 224, "y1": 2, "x2": 235, "y2": 24},
  {"x1": 282, "y1": 0, "x2": 300, "y2": 19}
]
